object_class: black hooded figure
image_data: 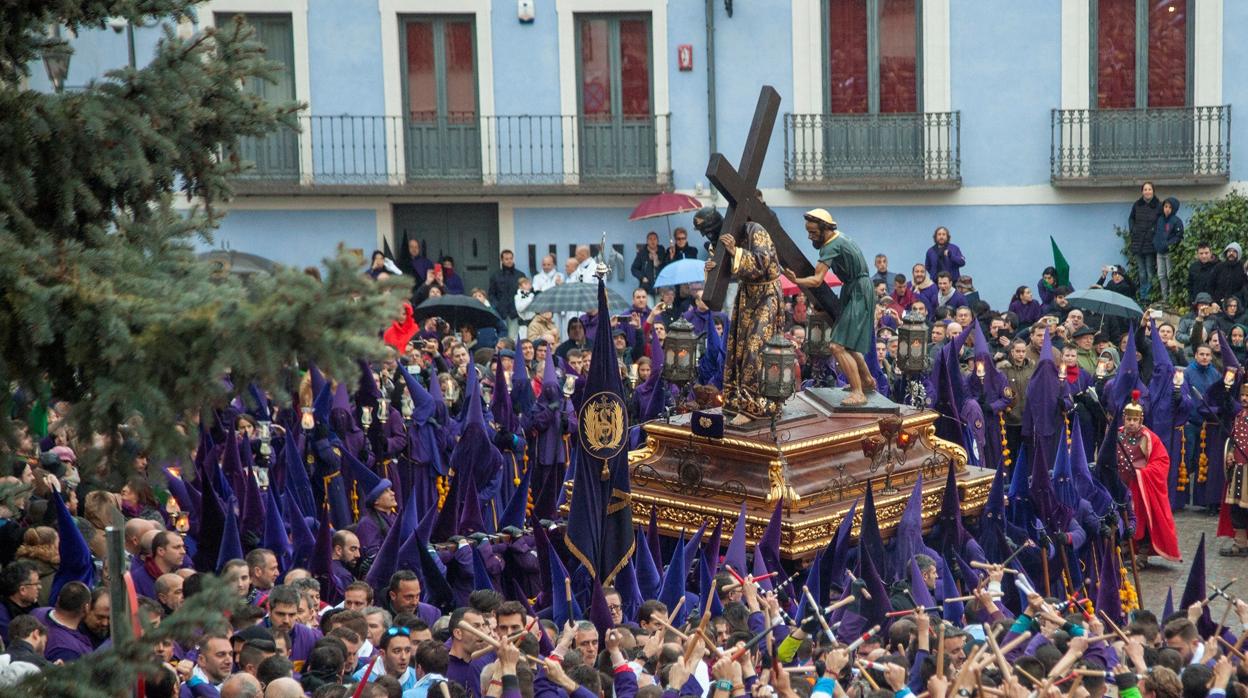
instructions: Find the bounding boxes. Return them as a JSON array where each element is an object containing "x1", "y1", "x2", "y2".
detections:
[{"x1": 693, "y1": 206, "x2": 724, "y2": 255}]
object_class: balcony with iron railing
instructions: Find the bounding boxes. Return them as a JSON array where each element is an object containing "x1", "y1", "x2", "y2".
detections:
[
  {"x1": 784, "y1": 111, "x2": 961, "y2": 190},
  {"x1": 226, "y1": 113, "x2": 673, "y2": 195},
  {"x1": 1050, "y1": 106, "x2": 1230, "y2": 186}
]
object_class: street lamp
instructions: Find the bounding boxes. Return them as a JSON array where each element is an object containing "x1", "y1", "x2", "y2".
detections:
[{"x1": 41, "y1": 26, "x2": 72, "y2": 93}]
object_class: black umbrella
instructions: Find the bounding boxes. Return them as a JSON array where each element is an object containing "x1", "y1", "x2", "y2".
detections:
[
  {"x1": 197, "y1": 250, "x2": 278, "y2": 277},
  {"x1": 1065, "y1": 288, "x2": 1143, "y2": 320},
  {"x1": 527, "y1": 282, "x2": 630, "y2": 315},
  {"x1": 412, "y1": 295, "x2": 502, "y2": 329}
]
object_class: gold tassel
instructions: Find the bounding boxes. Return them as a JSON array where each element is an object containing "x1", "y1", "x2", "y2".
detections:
[
  {"x1": 1000, "y1": 413, "x2": 1012, "y2": 467},
  {"x1": 1178, "y1": 426, "x2": 1188, "y2": 492},
  {"x1": 1198, "y1": 424, "x2": 1209, "y2": 483}
]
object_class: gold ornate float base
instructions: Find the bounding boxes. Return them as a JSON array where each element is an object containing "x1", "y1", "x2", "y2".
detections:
[{"x1": 626, "y1": 389, "x2": 995, "y2": 560}]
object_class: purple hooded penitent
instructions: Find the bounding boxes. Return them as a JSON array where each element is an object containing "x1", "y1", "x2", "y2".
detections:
[
  {"x1": 634, "y1": 528, "x2": 662, "y2": 601},
  {"x1": 723, "y1": 504, "x2": 749, "y2": 580},
  {"x1": 757, "y1": 500, "x2": 785, "y2": 579},
  {"x1": 658, "y1": 529, "x2": 688, "y2": 626},
  {"x1": 1180, "y1": 533, "x2": 1215, "y2": 637},
  {"x1": 859, "y1": 483, "x2": 889, "y2": 581},
  {"x1": 893, "y1": 473, "x2": 937, "y2": 583}
]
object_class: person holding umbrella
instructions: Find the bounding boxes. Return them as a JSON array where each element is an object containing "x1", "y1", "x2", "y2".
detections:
[{"x1": 667, "y1": 226, "x2": 698, "y2": 262}]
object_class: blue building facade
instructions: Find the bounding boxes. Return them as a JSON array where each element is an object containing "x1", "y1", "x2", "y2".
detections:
[{"x1": 33, "y1": 0, "x2": 1240, "y2": 308}]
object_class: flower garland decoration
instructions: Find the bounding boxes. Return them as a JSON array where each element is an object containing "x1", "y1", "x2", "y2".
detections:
[
  {"x1": 436, "y1": 474, "x2": 450, "y2": 509},
  {"x1": 1119, "y1": 566, "x2": 1139, "y2": 612},
  {"x1": 1116, "y1": 545, "x2": 1139, "y2": 613}
]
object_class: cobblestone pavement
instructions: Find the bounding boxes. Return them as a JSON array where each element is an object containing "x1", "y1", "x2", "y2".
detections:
[{"x1": 1132, "y1": 508, "x2": 1232, "y2": 615}]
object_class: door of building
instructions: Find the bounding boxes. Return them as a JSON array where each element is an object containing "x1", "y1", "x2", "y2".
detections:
[
  {"x1": 401, "y1": 16, "x2": 482, "y2": 181},
  {"x1": 393, "y1": 204, "x2": 498, "y2": 293},
  {"x1": 575, "y1": 14, "x2": 655, "y2": 181},
  {"x1": 221, "y1": 13, "x2": 299, "y2": 179}
]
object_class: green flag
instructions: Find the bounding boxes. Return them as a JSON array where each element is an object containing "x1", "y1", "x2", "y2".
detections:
[
  {"x1": 1050, "y1": 236, "x2": 1071, "y2": 287},
  {"x1": 26, "y1": 396, "x2": 47, "y2": 439}
]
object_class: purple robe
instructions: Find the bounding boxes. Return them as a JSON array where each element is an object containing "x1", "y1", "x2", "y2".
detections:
[
  {"x1": 30, "y1": 607, "x2": 92, "y2": 662},
  {"x1": 369, "y1": 407, "x2": 409, "y2": 461},
  {"x1": 129, "y1": 559, "x2": 159, "y2": 599},
  {"x1": 446, "y1": 653, "x2": 491, "y2": 698},
  {"x1": 355, "y1": 510, "x2": 397, "y2": 559},
  {"x1": 286, "y1": 622, "x2": 322, "y2": 667},
  {"x1": 415, "y1": 601, "x2": 441, "y2": 629},
  {"x1": 524, "y1": 386, "x2": 576, "y2": 520},
  {"x1": 924, "y1": 242, "x2": 966, "y2": 279},
  {"x1": 331, "y1": 560, "x2": 356, "y2": 593}
]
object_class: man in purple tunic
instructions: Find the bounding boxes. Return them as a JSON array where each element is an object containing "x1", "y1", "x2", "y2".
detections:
[
  {"x1": 350, "y1": 476, "x2": 397, "y2": 561},
  {"x1": 330, "y1": 530, "x2": 361, "y2": 593},
  {"x1": 264, "y1": 585, "x2": 322, "y2": 673},
  {"x1": 131, "y1": 531, "x2": 187, "y2": 599},
  {"x1": 30, "y1": 581, "x2": 93, "y2": 663},
  {"x1": 445, "y1": 607, "x2": 490, "y2": 698},
  {"x1": 385, "y1": 570, "x2": 442, "y2": 629}
]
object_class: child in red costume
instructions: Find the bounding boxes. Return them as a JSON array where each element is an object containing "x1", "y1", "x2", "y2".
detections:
[{"x1": 1116, "y1": 390, "x2": 1182, "y2": 563}]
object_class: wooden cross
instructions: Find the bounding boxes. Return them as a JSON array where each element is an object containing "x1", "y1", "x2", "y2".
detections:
[{"x1": 702, "y1": 85, "x2": 840, "y2": 318}]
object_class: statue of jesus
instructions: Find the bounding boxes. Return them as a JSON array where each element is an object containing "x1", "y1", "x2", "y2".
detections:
[
  {"x1": 783, "y1": 209, "x2": 876, "y2": 406},
  {"x1": 705, "y1": 221, "x2": 785, "y2": 426}
]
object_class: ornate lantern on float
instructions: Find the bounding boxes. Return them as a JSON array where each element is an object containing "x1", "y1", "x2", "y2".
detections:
[
  {"x1": 662, "y1": 318, "x2": 699, "y2": 385},
  {"x1": 760, "y1": 335, "x2": 797, "y2": 402},
  {"x1": 804, "y1": 311, "x2": 833, "y2": 359},
  {"x1": 896, "y1": 313, "x2": 931, "y2": 374}
]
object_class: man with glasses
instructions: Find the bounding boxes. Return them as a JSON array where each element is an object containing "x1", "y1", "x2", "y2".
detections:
[
  {"x1": 353, "y1": 624, "x2": 416, "y2": 690},
  {"x1": 602, "y1": 587, "x2": 623, "y2": 626},
  {"x1": 0, "y1": 561, "x2": 40, "y2": 643}
]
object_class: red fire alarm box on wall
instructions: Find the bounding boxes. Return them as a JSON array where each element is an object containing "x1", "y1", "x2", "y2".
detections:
[{"x1": 678, "y1": 44, "x2": 693, "y2": 71}]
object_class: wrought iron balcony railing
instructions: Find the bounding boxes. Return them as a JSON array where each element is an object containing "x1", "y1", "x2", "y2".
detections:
[
  {"x1": 784, "y1": 111, "x2": 960, "y2": 190},
  {"x1": 227, "y1": 113, "x2": 672, "y2": 194},
  {"x1": 1051, "y1": 106, "x2": 1230, "y2": 186}
]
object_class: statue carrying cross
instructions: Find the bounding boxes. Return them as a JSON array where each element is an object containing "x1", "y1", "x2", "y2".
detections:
[{"x1": 702, "y1": 86, "x2": 877, "y2": 412}]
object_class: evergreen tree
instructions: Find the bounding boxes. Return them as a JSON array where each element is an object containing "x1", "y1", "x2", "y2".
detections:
[
  {"x1": 0, "y1": 3, "x2": 398, "y2": 464},
  {"x1": 9, "y1": 574, "x2": 240, "y2": 697}
]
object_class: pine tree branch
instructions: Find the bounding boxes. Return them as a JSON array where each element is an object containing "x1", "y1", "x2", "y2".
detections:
[{"x1": 8, "y1": 575, "x2": 239, "y2": 698}]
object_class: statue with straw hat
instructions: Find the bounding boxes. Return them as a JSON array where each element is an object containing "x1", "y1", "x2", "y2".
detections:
[{"x1": 783, "y1": 209, "x2": 877, "y2": 406}]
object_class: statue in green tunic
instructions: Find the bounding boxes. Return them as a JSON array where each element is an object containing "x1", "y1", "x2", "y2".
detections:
[{"x1": 782, "y1": 209, "x2": 876, "y2": 406}]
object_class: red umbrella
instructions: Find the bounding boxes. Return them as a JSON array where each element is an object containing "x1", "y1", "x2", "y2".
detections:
[
  {"x1": 628, "y1": 192, "x2": 705, "y2": 243},
  {"x1": 628, "y1": 192, "x2": 704, "y2": 221},
  {"x1": 779, "y1": 271, "x2": 841, "y2": 296}
]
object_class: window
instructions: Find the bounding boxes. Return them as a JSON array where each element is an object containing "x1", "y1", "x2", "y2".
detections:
[
  {"x1": 1093, "y1": 0, "x2": 1189, "y2": 109},
  {"x1": 401, "y1": 16, "x2": 480, "y2": 179},
  {"x1": 218, "y1": 13, "x2": 298, "y2": 179},
  {"x1": 575, "y1": 14, "x2": 655, "y2": 179},
  {"x1": 403, "y1": 16, "x2": 477, "y2": 124},
  {"x1": 576, "y1": 15, "x2": 652, "y2": 121},
  {"x1": 825, "y1": 0, "x2": 920, "y2": 114}
]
